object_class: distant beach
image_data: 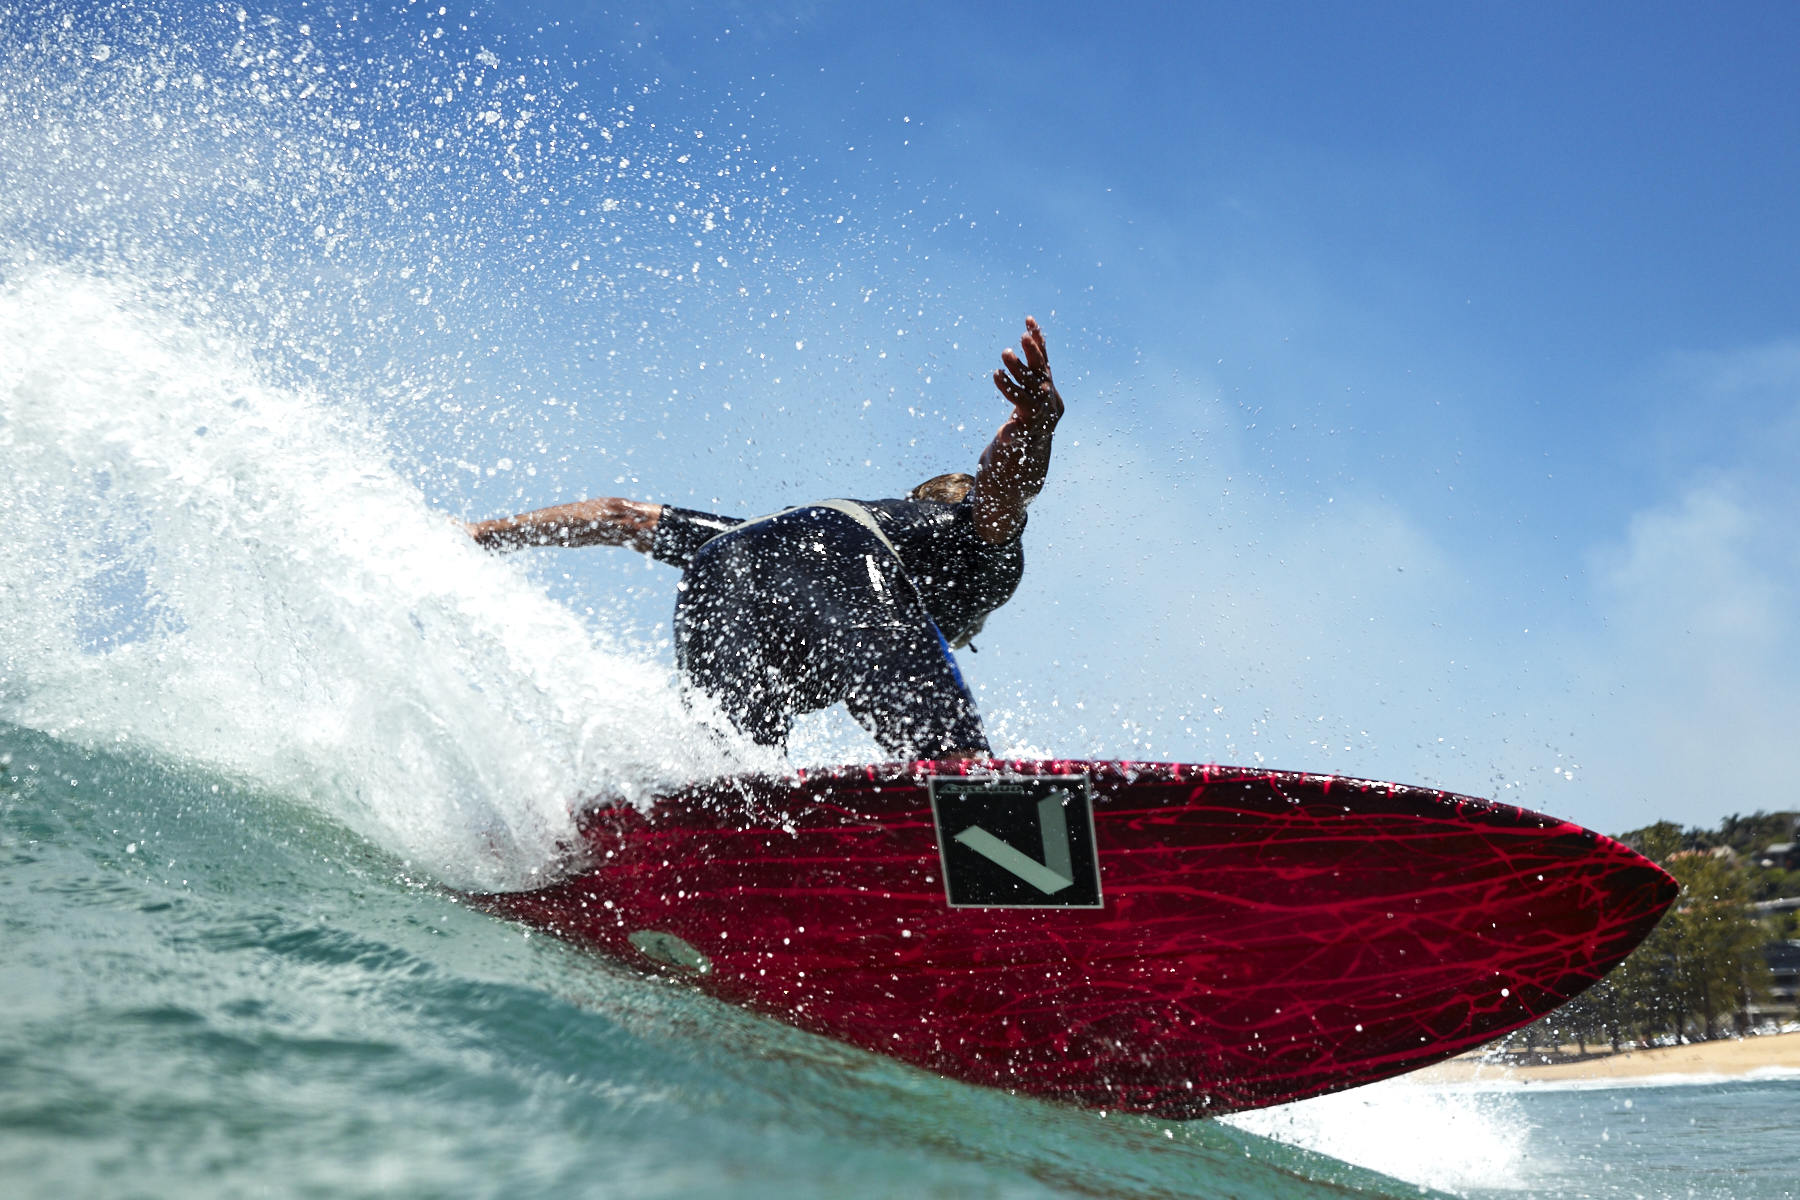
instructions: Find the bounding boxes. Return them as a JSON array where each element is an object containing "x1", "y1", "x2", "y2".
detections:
[{"x1": 1413, "y1": 1029, "x2": 1800, "y2": 1084}]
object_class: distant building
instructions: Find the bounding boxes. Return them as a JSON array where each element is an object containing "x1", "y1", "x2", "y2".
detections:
[
  {"x1": 1747, "y1": 940, "x2": 1800, "y2": 1026},
  {"x1": 1758, "y1": 842, "x2": 1800, "y2": 871}
]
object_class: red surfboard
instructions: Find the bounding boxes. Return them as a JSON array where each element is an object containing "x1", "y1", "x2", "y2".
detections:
[{"x1": 474, "y1": 760, "x2": 1677, "y2": 1117}]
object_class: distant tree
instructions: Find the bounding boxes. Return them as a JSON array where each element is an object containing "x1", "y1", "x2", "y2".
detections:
[
  {"x1": 1604, "y1": 822, "x2": 1773, "y2": 1042},
  {"x1": 1568, "y1": 968, "x2": 1641, "y2": 1053},
  {"x1": 1768, "y1": 906, "x2": 1800, "y2": 941},
  {"x1": 1489, "y1": 815, "x2": 1783, "y2": 1058},
  {"x1": 1660, "y1": 850, "x2": 1774, "y2": 1038}
]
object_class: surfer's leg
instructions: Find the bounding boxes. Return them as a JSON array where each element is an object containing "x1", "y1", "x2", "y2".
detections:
[
  {"x1": 843, "y1": 623, "x2": 989, "y2": 759},
  {"x1": 673, "y1": 532, "x2": 796, "y2": 746},
  {"x1": 676, "y1": 634, "x2": 790, "y2": 746},
  {"x1": 835, "y1": 560, "x2": 990, "y2": 759}
]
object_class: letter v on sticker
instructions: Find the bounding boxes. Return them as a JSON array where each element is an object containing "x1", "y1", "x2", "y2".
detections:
[{"x1": 928, "y1": 776, "x2": 1103, "y2": 908}]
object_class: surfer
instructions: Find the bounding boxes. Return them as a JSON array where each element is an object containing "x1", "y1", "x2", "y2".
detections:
[{"x1": 466, "y1": 316, "x2": 1065, "y2": 762}]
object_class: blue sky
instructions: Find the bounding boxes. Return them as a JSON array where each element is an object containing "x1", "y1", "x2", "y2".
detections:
[
  {"x1": 430, "y1": 0, "x2": 1800, "y2": 833},
  {"x1": 42, "y1": 0, "x2": 1798, "y2": 834}
]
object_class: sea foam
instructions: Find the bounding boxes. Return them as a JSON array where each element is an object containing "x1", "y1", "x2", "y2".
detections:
[
  {"x1": 1223, "y1": 1076, "x2": 1532, "y2": 1194},
  {"x1": 0, "y1": 270, "x2": 756, "y2": 890}
]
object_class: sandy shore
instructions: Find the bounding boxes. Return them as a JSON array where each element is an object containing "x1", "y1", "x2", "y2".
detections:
[{"x1": 1412, "y1": 1029, "x2": 1800, "y2": 1084}]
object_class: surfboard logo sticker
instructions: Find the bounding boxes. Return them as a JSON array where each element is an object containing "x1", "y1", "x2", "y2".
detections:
[{"x1": 928, "y1": 775, "x2": 1103, "y2": 908}]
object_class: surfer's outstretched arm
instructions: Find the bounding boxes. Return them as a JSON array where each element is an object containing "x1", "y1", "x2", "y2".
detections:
[
  {"x1": 971, "y1": 316, "x2": 1064, "y2": 545},
  {"x1": 464, "y1": 497, "x2": 662, "y2": 552}
]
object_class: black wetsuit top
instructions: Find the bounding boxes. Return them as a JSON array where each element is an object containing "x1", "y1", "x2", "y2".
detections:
[
  {"x1": 649, "y1": 498, "x2": 1024, "y2": 757},
  {"x1": 651, "y1": 498, "x2": 1024, "y2": 648}
]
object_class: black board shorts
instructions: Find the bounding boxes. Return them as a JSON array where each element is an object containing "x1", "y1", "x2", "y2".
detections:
[{"x1": 671, "y1": 505, "x2": 989, "y2": 758}]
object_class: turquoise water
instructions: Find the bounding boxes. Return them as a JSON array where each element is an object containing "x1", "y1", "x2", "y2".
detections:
[
  {"x1": 1232, "y1": 1072, "x2": 1800, "y2": 1199},
  {"x1": 1, "y1": 725, "x2": 1425, "y2": 1199},
  {"x1": 4, "y1": 6, "x2": 1795, "y2": 1197},
  {"x1": 1466, "y1": 1080, "x2": 1800, "y2": 1199},
  {"x1": 7, "y1": 724, "x2": 1797, "y2": 1198}
]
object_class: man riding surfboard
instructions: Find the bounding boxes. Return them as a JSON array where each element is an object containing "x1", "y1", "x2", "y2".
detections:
[{"x1": 466, "y1": 317, "x2": 1065, "y2": 762}]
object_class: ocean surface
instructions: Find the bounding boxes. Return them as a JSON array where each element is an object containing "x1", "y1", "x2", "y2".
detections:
[
  {"x1": 5, "y1": 725, "x2": 1798, "y2": 1199},
  {"x1": 4, "y1": 5, "x2": 1797, "y2": 1197}
]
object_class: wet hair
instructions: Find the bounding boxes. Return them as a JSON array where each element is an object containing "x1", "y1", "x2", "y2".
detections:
[{"x1": 908, "y1": 472, "x2": 975, "y2": 504}]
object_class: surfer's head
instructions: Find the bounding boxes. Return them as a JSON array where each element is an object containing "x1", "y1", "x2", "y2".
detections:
[{"x1": 908, "y1": 472, "x2": 975, "y2": 504}]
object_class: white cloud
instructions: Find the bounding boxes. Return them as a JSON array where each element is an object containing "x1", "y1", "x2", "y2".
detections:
[
  {"x1": 963, "y1": 334, "x2": 1800, "y2": 836},
  {"x1": 1525, "y1": 340, "x2": 1800, "y2": 830},
  {"x1": 1564, "y1": 481, "x2": 1800, "y2": 827},
  {"x1": 965, "y1": 401, "x2": 1509, "y2": 791}
]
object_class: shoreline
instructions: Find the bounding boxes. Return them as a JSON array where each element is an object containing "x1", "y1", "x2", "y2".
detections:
[{"x1": 1411, "y1": 1029, "x2": 1800, "y2": 1085}]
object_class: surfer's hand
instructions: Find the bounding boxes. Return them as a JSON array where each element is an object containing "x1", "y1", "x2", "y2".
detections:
[
  {"x1": 461, "y1": 516, "x2": 521, "y2": 553},
  {"x1": 970, "y1": 317, "x2": 1063, "y2": 545},
  {"x1": 992, "y1": 316, "x2": 1062, "y2": 429},
  {"x1": 460, "y1": 518, "x2": 511, "y2": 550}
]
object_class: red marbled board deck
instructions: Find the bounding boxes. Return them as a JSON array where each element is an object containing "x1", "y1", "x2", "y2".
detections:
[{"x1": 473, "y1": 761, "x2": 1677, "y2": 1118}]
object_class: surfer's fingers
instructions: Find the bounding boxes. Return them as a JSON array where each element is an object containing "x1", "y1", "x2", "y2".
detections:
[
  {"x1": 993, "y1": 367, "x2": 1026, "y2": 403},
  {"x1": 1000, "y1": 347, "x2": 1038, "y2": 390},
  {"x1": 1003, "y1": 346, "x2": 1049, "y2": 395},
  {"x1": 1021, "y1": 317, "x2": 1049, "y2": 370}
]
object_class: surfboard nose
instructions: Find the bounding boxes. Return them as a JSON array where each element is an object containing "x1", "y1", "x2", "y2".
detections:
[
  {"x1": 1434, "y1": 825, "x2": 1678, "y2": 1030},
  {"x1": 1037, "y1": 770, "x2": 1686, "y2": 1115},
  {"x1": 1489, "y1": 829, "x2": 1677, "y2": 1019},
  {"x1": 1571, "y1": 832, "x2": 1682, "y2": 955}
]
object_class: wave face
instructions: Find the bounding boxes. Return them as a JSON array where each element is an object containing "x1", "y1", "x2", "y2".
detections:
[{"x1": 0, "y1": 724, "x2": 1428, "y2": 1199}]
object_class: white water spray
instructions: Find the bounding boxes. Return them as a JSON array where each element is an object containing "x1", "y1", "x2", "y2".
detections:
[
  {"x1": 0, "y1": 270, "x2": 754, "y2": 889},
  {"x1": 0, "y1": 3, "x2": 791, "y2": 888},
  {"x1": 1224, "y1": 1077, "x2": 1532, "y2": 1194}
]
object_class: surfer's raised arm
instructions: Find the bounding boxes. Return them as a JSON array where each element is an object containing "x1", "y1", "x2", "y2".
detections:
[
  {"x1": 463, "y1": 497, "x2": 662, "y2": 552},
  {"x1": 969, "y1": 316, "x2": 1064, "y2": 545}
]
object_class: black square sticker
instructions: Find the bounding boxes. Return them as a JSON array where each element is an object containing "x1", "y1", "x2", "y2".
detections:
[{"x1": 928, "y1": 775, "x2": 1102, "y2": 908}]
